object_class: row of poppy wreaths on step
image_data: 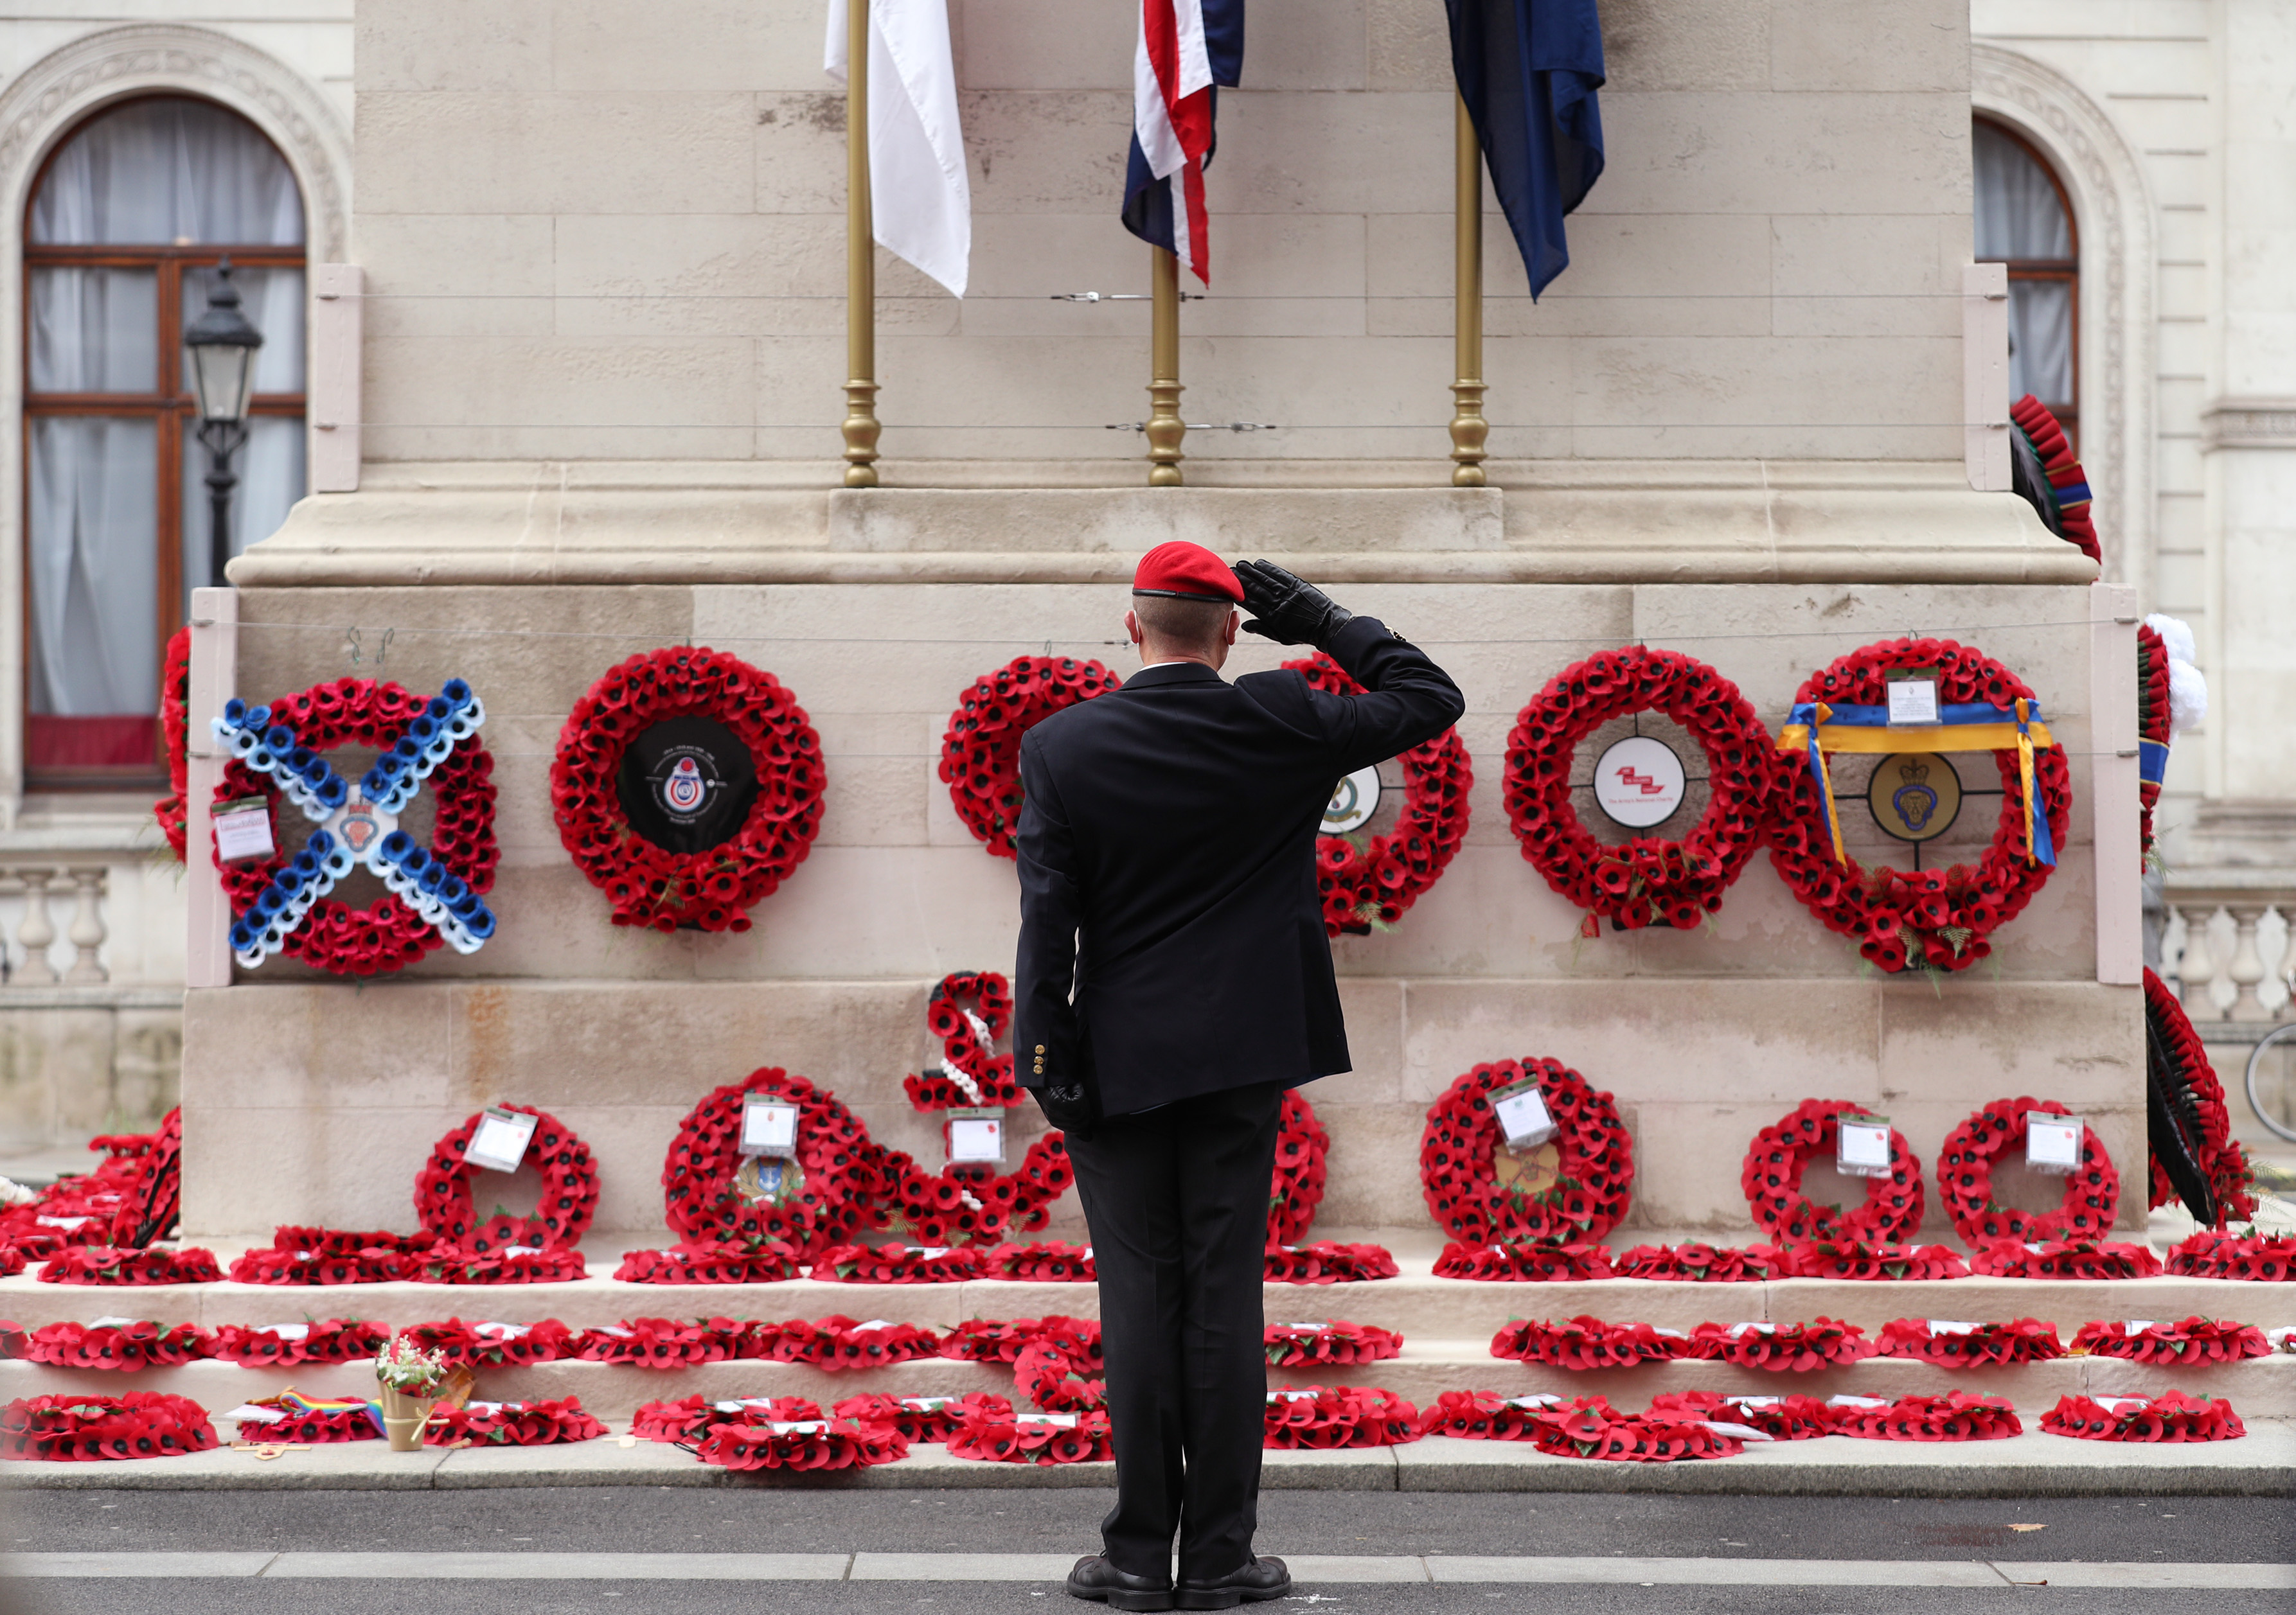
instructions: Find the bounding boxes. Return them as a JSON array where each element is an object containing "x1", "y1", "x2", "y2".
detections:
[
  {"x1": 13, "y1": 1312, "x2": 2290, "y2": 1375},
  {"x1": 167, "y1": 633, "x2": 2094, "y2": 976},
  {"x1": 3, "y1": 1372, "x2": 2250, "y2": 1470}
]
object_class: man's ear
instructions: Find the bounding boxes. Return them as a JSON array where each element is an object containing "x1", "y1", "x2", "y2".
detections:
[
  {"x1": 1222, "y1": 609, "x2": 1240, "y2": 646},
  {"x1": 1125, "y1": 608, "x2": 1144, "y2": 646}
]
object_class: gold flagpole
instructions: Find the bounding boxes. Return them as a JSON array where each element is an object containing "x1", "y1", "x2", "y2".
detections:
[
  {"x1": 1448, "y1": 92, "x2": 1488, "y2": 488},
  {"x1": 1146, "y1": 245, "x2": 1186, "y2": 486},
  {"x1": 841, "y1": 0, "x2": 881, "y2": 488}
]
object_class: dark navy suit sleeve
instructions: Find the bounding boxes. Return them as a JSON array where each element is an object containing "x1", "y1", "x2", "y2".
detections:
[
  {"x1": 1309, "y1": 615, "x2": 1467, "y2": 771},
  {"x1": 1013, "y1": 728, "x2": 1083, "y2": 1091}
]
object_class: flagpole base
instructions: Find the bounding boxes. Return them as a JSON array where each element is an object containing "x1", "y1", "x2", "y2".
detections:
[
  {"x1": 1449, "y1": 381, "x2": 1488, "y2": 488},
  {"x1": 1146, "y1": 380, "x2": 1186, "y2": 487},
  {"x1": 842, "y1": 381, "x2": 882, "y2": 489}
]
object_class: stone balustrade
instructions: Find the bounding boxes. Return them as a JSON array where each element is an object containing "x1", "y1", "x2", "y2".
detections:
[
  {"x1": 2165, "y1": 870, "x2": 2296, "y2": 1025},
  {"x1": 0, "y1": 861, "x2": 112, "y2": 987}
]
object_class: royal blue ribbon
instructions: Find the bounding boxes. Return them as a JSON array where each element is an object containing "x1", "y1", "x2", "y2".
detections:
[{"x1": 2139, "y1": 737, "x2": 2170, "y2": 787}]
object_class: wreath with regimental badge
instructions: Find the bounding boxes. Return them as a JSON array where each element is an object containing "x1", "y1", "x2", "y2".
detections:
[
  {"x1": 551, "y1": 648, "x2": 824, "y2": 932},
  {"x1": 1285, "y1": 653, "x2": 1472, "y2": 935},
  {"x1": 1767, "y1": 639, "x2": 2070, "y2": 973},
  {"x1": 1504, "y1": 647, "x2": 1771, "y2": 931},
  {"x1": 1419, "y1": 1057, "x2": 1633, "y2": 1246},
  {"x1": 660, "y1": 1068, "x2": 891, "y2": 1258}
]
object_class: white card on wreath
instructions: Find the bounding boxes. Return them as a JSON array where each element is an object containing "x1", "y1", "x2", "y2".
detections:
[
  {"x1": 1836, "y1": 1118, "x2": 1893, "y2": 1176},
  {"x1": 211, "y1": 801, "x2": 276, "y2": 863},
  {"x1": 739, "y1": 1097, "x2": 801, "y2": 1158},
  {"x1": 2024, "y1": 1113, "x2": 2083, "y2": 1174},
  {"x1": 463, "y1": 1108, "x2": 538, "y2": 1173},
  {"x1": 1885, "y1": 675, "x2": 1939, "y2": 725},
  {"x1": 947, "y1": 1115, "x2": 1004, "y2": 1164},
  {"x1": 1493, "y1": 1085, "x2": 1557, "y2": 1149}
]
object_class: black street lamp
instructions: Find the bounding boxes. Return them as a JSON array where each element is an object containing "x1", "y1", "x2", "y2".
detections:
[{"x1": 182, "y1": 257, "x2": 265, "y2": 588}]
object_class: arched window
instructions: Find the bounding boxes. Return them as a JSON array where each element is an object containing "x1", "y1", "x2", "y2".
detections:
[
  {"x1": 1973, "y1": 117, "x2": 2077, "y2": 447},
  {"x1": 24, "y1": 95, "x2": 305, "y2": 782}
]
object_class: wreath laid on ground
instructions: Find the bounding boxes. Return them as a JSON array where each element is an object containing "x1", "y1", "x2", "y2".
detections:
[
  {"x1": 551, "y1": 648, "x2": 824, "y2": 931},
  {"x1": 1263, "y1": 1321, "x2": 1401, "y2": 1368},
  {"x1": 206, "y1": 1321, "x2": 389, "y2": 1366},
  {"x1": 1774, "y1": 1240, "x2": 1968, "y2": 1282},
  {"x1": 1610, "y1": 1244, "x2": 1773, "y2": 1283},
  {"x1": 1265, "y1": 1241, "x2": 1398, "y2": 1283},
  {"x1": 1690, "y1": 1319, "x2": 1876, "y2": 1372},
  {"x1": 1434, "y1": 1240, "x2": 1614, "y2": 1281},
  {"x1": 1648, "y1": 1391, "x2": 1833, "y2": 1442},
  {"x1": 0, "y1": 1391, "x2": 217, "y2": 1461},
  {"x1": 15, "y1": 1321, "x2": 208, "y2": 1370},
  {"x1": 1490, "y1": 1316, "x2": 1691, "y2": 1370},
  {"x1": 1419, "y1": 1057, "x2": 1633, "y2": 1246},
  {"x1": 612, "y1": 1240, "x2": 801, "y2": 1285},
  {"x1": 414, "y1": 1104, "x2": 598, "y2": 1253},
  {"x1": 2143, "y1": 967, "x2": 2256, "y2": 1224},
  {"x1": 1286, "y1": 653, "x2": 1472, "y2": 935},
  {"x1": 1741, "y1": 1100, "x2": 1924, "y2": 1244},
  {"x1": 2166, "y1": 1230, "x2": 2296, "y2": 1282},
  {"x1": 1263, "y1": 1387, "x2": 1421, "y2": 1450},
  {"x1": 940, "y1": 656, "x2": 1123, "y2": 858},
  {"x1": 430, "y1": 1397, "x2": 605, "y2": 1447},
  {"x1": 215, "y1": 678, "x2": 500, "y2": 977},
  {"x1": 2042, "y1": 1392, "x2": 2243, "y2": 1443},
  {"x1": 1828, "y1": 1392, "x2": 2020, "y2": 1442},
  {"x1": 1876, "y1": 1318, "x2": 2063, "y2": 1366},
  {"x1": 1968, "y1": 1239, "x2": 2159, "y2": 1280},
  {"x1": 880, "y1": 971, "x2": 1074, "y2": 1246},
  {"x1": 2070, "y1": 1319, "x2": 2271, "y2": 1364},
  {"x1": 227, "y1": 1226, "x2": 433, "y2": 1285},
  {"x1": 154, "y1": 626, "x2": 192, "y2": 861},
  {"x1": 832, "y1": 1393, "x2": 1014, "y2": 1444},
  {"x1": 1935, "y1": 1097, "x2": 2118, "y2": 1245},
  {"x1": 1767, "y1": 639, "x2": 2070, "y2": 974},
  {"x1": 37, "y1": 1246, "x2": 220, "y2": 1285},
  {"x1": 660, "y1": 1068, "x2": 891, "y2": 1258},
  {"x1": 1423, "y1": 1395, "x2": 1740, "y2": 1464},
  {"x1": 1504, "y1": 647, "x2": 1770, "y2": 931}
]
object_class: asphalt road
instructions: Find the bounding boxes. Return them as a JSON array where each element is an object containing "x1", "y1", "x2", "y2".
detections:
[{"x1": 4, "y1": 1488, "x2": 2292, "y2": 1615}]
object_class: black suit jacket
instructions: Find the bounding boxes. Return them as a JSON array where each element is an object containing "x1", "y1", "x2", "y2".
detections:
[{"x1": 1014, "y1": 615, "x2": 1465, "y2": 1117}]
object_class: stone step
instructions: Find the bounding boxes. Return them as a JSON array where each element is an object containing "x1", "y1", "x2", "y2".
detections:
[{"x1": 6, "y1": 1343, "x2": 2293, "y2": 1424}]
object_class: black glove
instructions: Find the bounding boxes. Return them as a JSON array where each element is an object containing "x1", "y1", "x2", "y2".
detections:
[
  {"x1": 1032, "y1": 1079, "x2": 1099, "y2": 1142},
  {"x1": 1233, "y1": 559, "x2": 1354, "y2": 648}
]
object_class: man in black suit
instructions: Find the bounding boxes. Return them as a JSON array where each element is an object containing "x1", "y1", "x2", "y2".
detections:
[{"x1": 1015, "y1": 542, "x2": 1464, "y2": 1612}]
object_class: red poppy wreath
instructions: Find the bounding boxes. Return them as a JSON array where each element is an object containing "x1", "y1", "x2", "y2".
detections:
[
  {"x1": 1286, "y1": 653, "x2": 1472, "y2": 936},
  {"x1": 941, "y1": 655, "x2": 1124, "y2": 857},
  {"x1": 215, "y1": 678, "x2": 500, "y2": 978},
  {"x1": 551, "y1": 648, "x2": 824, "y2": 932},
  {"x1": 879, "y1": 970, "x2": 1076, "y2": 1246},
  {"x1": 1420, "y1": 1058, "x2": 1633, "y2": 1247},
  {"x1": 1741, "y1": 1100, "x2": 1924, "y2": 1245},
  {"x1": 2137, "y1": 622, "x2": 2171, "y2": 861},
  {"x1": 659, "y1": 1067, "x2": 891, "y2": 1258},
  {"x1": 2143, "y1": 967, "x2": 2256, "y2": 1222},
  {"x1": 414, "y1": 1104, "x2": 599, "y2": 1252},
  {"x1": 1504, "y1": 646, "x2": 1771, "y2": 931},
  {"x1": 1767, "y1": 638, "x2": 2070, "y2": 974},
  {"x1": 154, "y1": 626, "x2": 192, "y2": 861},
  {"x1": 1268, "y1": 1088, "x2": 1330, "y2": 1246},
  {"x1": 1935, "y1": 1097, "x2": 2119, "y2": 1245}
]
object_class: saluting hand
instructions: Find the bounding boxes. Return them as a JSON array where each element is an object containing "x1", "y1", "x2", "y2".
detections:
[{"x1": 1232, "y1": 559, "x2": 1355, "y2": 648}]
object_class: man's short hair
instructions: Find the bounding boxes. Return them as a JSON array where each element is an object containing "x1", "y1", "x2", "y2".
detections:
[{"x1": 1132, "y1": 592, "x2": 1232, "y2": 651}]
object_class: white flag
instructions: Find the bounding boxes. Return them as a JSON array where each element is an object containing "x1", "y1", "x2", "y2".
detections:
[{"x1": 826, "y1": 0, "x2": 971, "y2": 299}]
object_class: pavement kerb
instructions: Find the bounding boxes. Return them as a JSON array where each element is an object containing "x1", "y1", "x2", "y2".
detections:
[{"x1": 5, "y1": 1424, "x2": 2290, "y2": 1496}]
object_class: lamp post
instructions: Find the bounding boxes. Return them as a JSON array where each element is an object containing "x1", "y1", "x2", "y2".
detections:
[{"x1": 182, "y1": 257, "x2": 265, "y2": 587}]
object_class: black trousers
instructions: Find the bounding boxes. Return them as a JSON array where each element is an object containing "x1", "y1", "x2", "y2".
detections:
[{"x1": 1064, "y1": 1080, "x2": 1285, "y2": 1583}]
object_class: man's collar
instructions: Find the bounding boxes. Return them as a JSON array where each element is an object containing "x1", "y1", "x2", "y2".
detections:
[{"x1": 1123, "y1": 660, "x2": 1225, "y2": 689}]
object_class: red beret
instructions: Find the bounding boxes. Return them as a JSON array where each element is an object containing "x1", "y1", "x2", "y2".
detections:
[{"x1": 1132, "y1": 540, "x2": 1243, "y2": 603}]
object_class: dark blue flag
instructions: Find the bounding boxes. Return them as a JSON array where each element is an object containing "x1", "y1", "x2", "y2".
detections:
[{"x1": 1446, "y1": 0, "x2": 1605, "y2": 299}]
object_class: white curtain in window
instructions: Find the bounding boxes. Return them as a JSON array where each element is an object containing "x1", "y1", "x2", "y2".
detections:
[
  {"x1": 30, "y1": 97, "x2": 303, "y2": 245},
  {"x1": 28, "y1": 419, "x2": 157, "y2": 716},
  {"x1": 1973, "y1": 123, "x2": 2074, "y2": 407},
  {"x1": 29, "y1": 267, "x2": 156, "y2": 391}
]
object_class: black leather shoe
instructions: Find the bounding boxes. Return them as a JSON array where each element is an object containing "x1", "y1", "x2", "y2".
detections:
[
  {"x1": 1065, "y1": 1555, "x2": 1173, "y2": 1612},
  {"x1": 1175, "y1": 1557, "x2": 1291, "y2": 1610}
]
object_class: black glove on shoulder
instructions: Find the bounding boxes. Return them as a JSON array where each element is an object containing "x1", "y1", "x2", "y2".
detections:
[{"x1": 1233, "y1": 558, "x2": 1355, "y2": 648}]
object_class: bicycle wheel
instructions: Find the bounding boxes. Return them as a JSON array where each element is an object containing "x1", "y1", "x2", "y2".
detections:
[{"x1": 2243, "y1": 1023, "x2": 2296, "y2": 1144}]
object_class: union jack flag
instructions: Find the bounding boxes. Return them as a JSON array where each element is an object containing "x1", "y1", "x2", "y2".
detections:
[{"x1": 1121, "y1": 0, "x2": 1243, "y2": 283}]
